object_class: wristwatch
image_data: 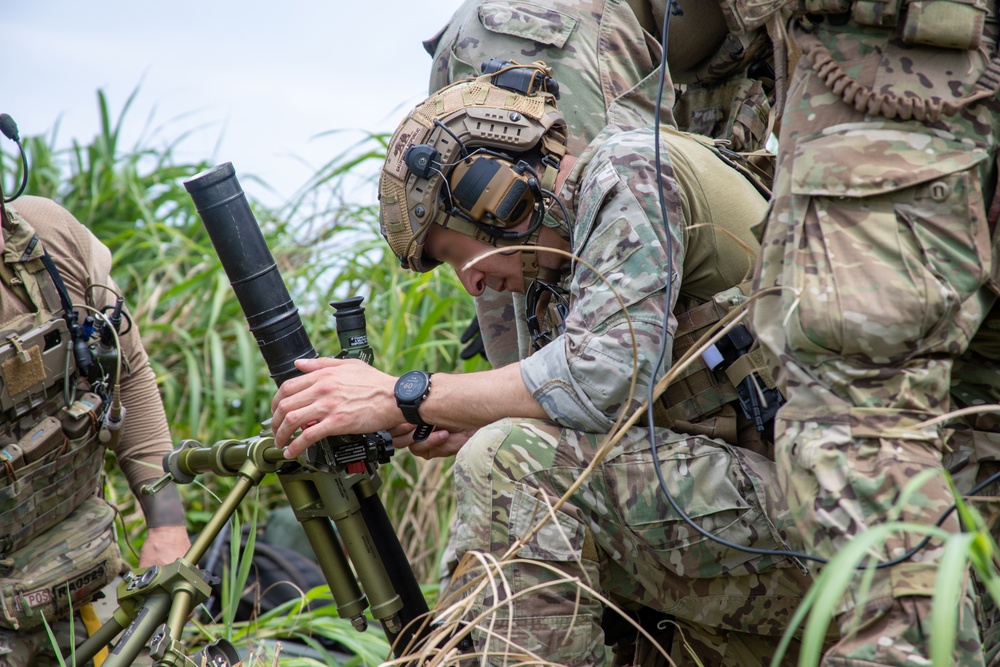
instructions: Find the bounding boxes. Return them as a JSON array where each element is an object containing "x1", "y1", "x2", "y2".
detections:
[{"x1": 394, "y1": 370, "x2": 434, "y2": 442}]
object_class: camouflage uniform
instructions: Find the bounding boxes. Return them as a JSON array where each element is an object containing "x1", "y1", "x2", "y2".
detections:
[
  {"x1": 424, "y1": 0, "x2": 775, "y2": 367},
  {"x1": 752, "y1": 7, "x2": 1000, "y2": 666},
  {"x1": 425, "y1": 0, "x2": 671, "y2": 369},
  {"x1": 445, "y1": 124, "x2": 817, "y2": 666}
]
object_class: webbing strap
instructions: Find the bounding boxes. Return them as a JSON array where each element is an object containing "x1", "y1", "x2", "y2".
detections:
[{"x1": 724, "y1": 349, "x2": 777, "y2": 390}]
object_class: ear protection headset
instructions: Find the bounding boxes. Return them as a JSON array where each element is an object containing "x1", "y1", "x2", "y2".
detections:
[
  {"x1": 403, "y1": 142, "x2": 544, "y2": 237},
  {"x1": 379, "y1": 60, "x2": 567, "y2": 274}
]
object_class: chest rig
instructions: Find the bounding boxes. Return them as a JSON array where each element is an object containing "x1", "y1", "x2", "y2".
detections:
[{"x1": 0, "y1": 211, "x2": 107, "y2": 561}]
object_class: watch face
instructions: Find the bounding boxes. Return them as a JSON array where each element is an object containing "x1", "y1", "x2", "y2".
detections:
[{"x1": 396, "y1": 371, "x2": 428, "y2": 402}]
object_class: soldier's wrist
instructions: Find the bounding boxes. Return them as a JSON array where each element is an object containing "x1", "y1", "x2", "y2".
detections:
[{"x1": 134, "y1": 479, "x2": 186, "y2": 528}]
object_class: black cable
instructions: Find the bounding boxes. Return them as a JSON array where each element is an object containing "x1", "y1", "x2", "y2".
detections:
[
  {"x1": 0, "y1": 114, "x2": 28, "y2": 202},
  {"x1": 540, "y1": 187, "x2": 573, "y2": 249},
  {"x1": 100, "y1": 303, "x2": 134, "y2": 337},
  {"x1": 643, "y1": 0, "x2": 992, "y2": 570},
  {"x1": 433, "y1": 119, "x2": 470, "y2": 159}
]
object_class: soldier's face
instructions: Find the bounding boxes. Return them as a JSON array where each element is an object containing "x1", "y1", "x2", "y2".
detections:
[{"x1": 424, "y1": 224, "x2": 526, "y2": 296}]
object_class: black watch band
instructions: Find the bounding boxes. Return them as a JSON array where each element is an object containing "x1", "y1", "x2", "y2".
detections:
[{"x1": 394, "y1": 370, "x2": 434, "y2": 442}]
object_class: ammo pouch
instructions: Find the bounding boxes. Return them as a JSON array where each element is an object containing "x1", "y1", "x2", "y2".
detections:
[
  {"x1": 658, "y1": 284, "x2": 781, "y2": 459},
  {"x1": 902, "y1": 0, "x2": 988, "y2": 49},
  {"x1": 673, "y1": 76, "x2": 771, "y2": 153},
  {"x1": 0, "y1": 318, "x2": 107, "y2": 558},
  {"x1": 800, "y1": 0, "x2": 988, "y2": 49},
  {"x1": 0, "y1": 496, "x2": 121, "y2": 630}
]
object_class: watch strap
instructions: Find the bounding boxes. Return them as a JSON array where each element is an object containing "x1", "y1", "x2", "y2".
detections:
[
  {"x1": 396, "y1": 371, "x2": 434, "y2": 437},
  {"x1": 412, "y1": 423, "x2": 433, "y2": 443},
  {"x1": 400, "y1": 404, "x2": 430, "y2": 427}
]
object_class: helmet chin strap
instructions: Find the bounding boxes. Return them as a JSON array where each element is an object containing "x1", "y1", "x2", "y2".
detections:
[
  {"x1": 442, "y1": 215, "x2": 546, "y2": 283},
  {"x1": 519, "y1": 226, "x2": 543, "y2": 283}
]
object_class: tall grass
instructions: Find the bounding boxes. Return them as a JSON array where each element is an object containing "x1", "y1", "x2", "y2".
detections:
[{"x1": 9, "y1": 88, "x2": 484, "y2": 664}]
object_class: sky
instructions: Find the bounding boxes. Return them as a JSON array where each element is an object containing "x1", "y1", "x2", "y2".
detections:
[{"x1": 5, "y1": 1, "x2": 466, "y2": 207}]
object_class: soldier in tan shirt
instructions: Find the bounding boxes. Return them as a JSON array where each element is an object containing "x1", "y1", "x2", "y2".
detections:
[{"x1": 0, "y1": 195, "x2": 189, "y2": 666}]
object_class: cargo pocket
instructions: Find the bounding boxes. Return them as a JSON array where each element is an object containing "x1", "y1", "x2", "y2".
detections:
[
  {"x1": 785, "y1": 126, "x2": 991, "y2": 360},
  {"x1": 478, "y1": 484, "x2": 602, "y2": 666},
  {"x1": 604, "y1": 435, "x2": 782, "y2": 578},
  {"x1": 0, "y1": 497, "x2": 121, "y2": 630},
  {"x1": 477, "y1": 2, "x2": 577, "y2": 50}
]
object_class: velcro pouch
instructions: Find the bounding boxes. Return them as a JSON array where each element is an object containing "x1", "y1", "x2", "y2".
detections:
[
  {"x1": 0, "y1": 496, "x2": 122, "y2": 630},
  {"x1": 0, "y1": 391, "x2": 105, "y2": 558},
  {"x1": 852, "y1": 0, "x2": 904, "y2": 27},
  {"x1": 902, "y1": 0, "x2": 987, "y2": 50}
]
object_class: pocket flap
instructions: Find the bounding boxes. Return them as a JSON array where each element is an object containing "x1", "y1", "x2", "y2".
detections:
[
  {"x1": 478, "y1": 1, "x2": 578, "y2": 49},
  {"x1": 791, "y1": 126, "x2": 988, "y2": 197}
]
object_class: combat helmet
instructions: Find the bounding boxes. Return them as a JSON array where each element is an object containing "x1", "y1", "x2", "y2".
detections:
[{"x1": 379, "y1": 59, "x2": 567, "y2": 280}]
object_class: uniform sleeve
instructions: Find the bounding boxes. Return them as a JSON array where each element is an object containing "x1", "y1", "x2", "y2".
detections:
[{"x1": 520, "y1": 136, "x2": 686, "y2": 431}]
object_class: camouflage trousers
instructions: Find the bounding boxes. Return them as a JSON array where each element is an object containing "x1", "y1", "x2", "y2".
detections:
[
  {"x1": 753, "y1": 18, "x2": 1000, "y2": 667},
  {"x1": 443, "y1": 418, "x2": 821, "y2": 666}
]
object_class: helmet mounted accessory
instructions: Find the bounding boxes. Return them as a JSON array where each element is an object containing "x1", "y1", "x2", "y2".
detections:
[{"x1": 378, "y1": 59, "x2": 568, "y2": 283}]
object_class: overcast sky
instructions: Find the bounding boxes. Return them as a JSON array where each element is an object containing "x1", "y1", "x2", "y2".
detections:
[{"x1": 6, "y1": 1, "x2": 465, "y2": 206}]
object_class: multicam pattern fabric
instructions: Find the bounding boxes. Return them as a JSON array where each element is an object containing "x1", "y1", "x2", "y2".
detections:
[
  {"x1": 752, "y1": 16, "x2": 1000, "y2": 667},
  {"x1": 1, "y1": 619, "x2": 90, "y2": 667},
  {"x1": 425, "y1": 0, "x2": 670, "y2": 370},
  {"x1": 425, "y1": 0, "x2": 670, "y2": 158},
  {"x1": 441, "y1": 124, "x2": 817, "y2": 665},
  {"x1": 425, "y1": 0, "x2": 775, "y2": 368},
  {"x1": 448, "y1": 419, "x2": 814, "y2": 666},
  {"x1": 0, "y1": 498, "x2": 120, "y2": 632},
  {"x1": 521, "y1": 126, "x2": 763, "y2": 431},
  {"x1": 0, "y1": 199, "x2": 175, "y2": 664}
]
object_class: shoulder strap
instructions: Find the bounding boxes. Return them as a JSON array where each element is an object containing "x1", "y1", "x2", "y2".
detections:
[{"x1": 1, "y1": 210, "x2": 64, "y2": 317}]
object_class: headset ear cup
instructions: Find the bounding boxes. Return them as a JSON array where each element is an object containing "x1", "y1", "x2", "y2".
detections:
[
  {"x1": 449, "y1": 156, "x2": 536, "y2": 227},
  {"x1": 450, "y1": 157, "x2": 500, "y2": 218},
  {"x1": 495, "y1": 180, "x2": 530, "y2": 222}
]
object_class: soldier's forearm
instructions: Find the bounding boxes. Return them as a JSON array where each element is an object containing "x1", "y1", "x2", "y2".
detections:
[{"x1": 133, "y1": 479, "x2": 186, "y2": 528}]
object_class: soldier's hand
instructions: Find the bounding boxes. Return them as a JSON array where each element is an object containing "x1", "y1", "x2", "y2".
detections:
[
  {"x1": 392, "y1": 423, "x2": 476, "y2": 460},
  {"x1": 460, "y1": 315, "x2": 487, "y2": 361},
  {"x1": 271, "y1": 357, "x2": 400, "y2": 458},
  {"x1": 139, "y1": 525, "x2": 191, "y2": 567}
]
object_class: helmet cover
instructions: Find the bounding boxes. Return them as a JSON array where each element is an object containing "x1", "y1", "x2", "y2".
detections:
[{"x1": 379, "y1": 63, "x2": 567, "y2": 272}]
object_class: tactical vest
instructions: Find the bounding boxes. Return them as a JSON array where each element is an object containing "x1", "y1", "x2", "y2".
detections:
[
  {"x1": 717, "y1": 0, "x2": 1000, "y2": 122},
  {"x1": 0, "y1": 213, "x2": 120, "y2": 630},
  {"x1": 530, "y1": 282, "x2": 781, "y2": 456},
  {"x1": 658, "y1": 283, "x2": 781, "y2": 459},
  {"x1": 793, "y1": 0, "x2": 992, "y2": 49}
]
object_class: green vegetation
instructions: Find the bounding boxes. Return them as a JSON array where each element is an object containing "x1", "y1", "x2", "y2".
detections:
[{"x1": 11, "y1": 89, "x2": 485, "y2": 665}]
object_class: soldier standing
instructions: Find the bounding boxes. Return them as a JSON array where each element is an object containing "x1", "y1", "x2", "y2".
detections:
[{"x1": 752, "y1": 0, "x2": 1000, "y2": 664}]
